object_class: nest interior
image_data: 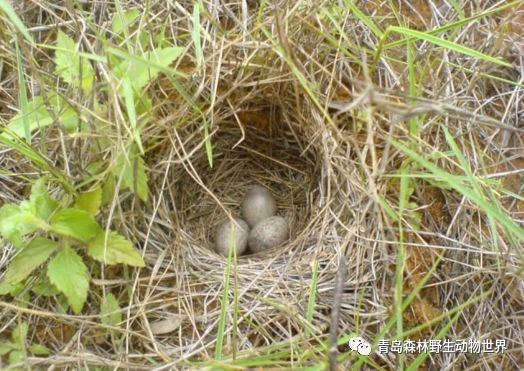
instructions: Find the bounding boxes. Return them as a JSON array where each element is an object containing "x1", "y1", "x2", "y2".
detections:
[{"x1": 174, "y1": 105, "x2": 319, "y2": 258}]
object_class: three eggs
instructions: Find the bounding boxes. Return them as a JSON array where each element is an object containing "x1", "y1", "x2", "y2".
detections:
[{"x1": 213, "y1": 186, "x2": 288, "y2": 257}]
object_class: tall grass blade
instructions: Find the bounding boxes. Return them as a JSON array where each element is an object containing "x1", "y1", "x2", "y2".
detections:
[
  {"x1": 0, "y1": 0, "x2": 34, "y2": 44},
  {"x1": 344, "y1": 0, "x2": 383, "y2": 38},
  {"x1": 305, "y1": 260, "x2": 319, "y2": 337},
  {"x1": 388, "y1": 26, "x2": 511, "y2": 67},
  {"x1": 192, "y1": 1, "x2": 204, "y2": 68},
  {"x1": 391, "y1": 140, "x2": 524, "y2": 243},
  {"x1": 15, "y1": 39, "x2": 30, "y2": 143}
]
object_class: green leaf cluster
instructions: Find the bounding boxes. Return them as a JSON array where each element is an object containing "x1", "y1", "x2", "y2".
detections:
[
  {"x1": 0, "y1": 322, "x2": 49, "y2": 367},
  {"x1": 1, "y1": 30, "x2": 189, "y2": 202},
  {"x1": 0, "y1": 178, "x2": 145, "y2": 314}
]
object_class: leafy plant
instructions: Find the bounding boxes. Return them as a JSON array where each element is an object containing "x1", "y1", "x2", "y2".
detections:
[
  {"x1": 0, "y1": 322, "x2": 49, "y2": 368},
  {"x1": 1, "y1": 30, "x2": 187, "y2": 202},
  {"x1": 0, "y1": 178, "x2": 145, "y2": 314}
]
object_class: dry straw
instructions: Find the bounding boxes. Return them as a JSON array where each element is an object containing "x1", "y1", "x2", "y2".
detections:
[{"x1": 0, "y1": 0, "x2": 523, "y2": 369}]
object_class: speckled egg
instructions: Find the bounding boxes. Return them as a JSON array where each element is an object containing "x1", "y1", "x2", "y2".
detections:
[
  {"x1": 248, "y1": 216, "x2": 288, "y2": 253},
  {"x1": 241, "y1": 186, "x2": 277, "y2": 227},
  {"x1": 213, "y1": 217, "x2": 250, "y2": 257}
]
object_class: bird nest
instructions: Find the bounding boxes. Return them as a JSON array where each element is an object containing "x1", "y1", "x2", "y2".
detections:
[{"x1": 142, "y1": 69, "x2": 372, "y2": 357}]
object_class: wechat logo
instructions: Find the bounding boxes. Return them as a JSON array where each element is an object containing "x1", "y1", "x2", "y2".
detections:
[{"x1": 349, "y1": 336, "x2": 372, "y2": 356}]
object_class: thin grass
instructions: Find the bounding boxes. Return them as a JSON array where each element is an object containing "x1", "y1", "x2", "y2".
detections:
[
  {"x1": 0, "y1": 0, "x2": 34, "y2": 44},
  {"x1": 392, "y1": 140, "x2": 524, "y2": 244},
  {"x1": 0, "y1": 1, "x2": 523, "y2": 370},
  {"x1": 14, "y1": 40, "x2": 30, "y2": 144}
]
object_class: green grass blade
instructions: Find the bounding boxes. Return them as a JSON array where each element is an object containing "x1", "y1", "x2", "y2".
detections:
[
  {"x1": 391, "y1": 140, "x2": 524, "y2": 242},
  {"x1": 108, "y1": 46, "x2": 213, "y2": 167},
  {"x1": 406, "y1": 315, "x2": 459, "y2": 370},
  {"x1": 15, "y1": 40, "x2": 30, "y2": 143},
  {"x1": 388, "y1": 26, "x2": 511, "y2": 67},
  {"x1": 343, "y1": 0, "x2": 383, "y2": 38},
  {"x1": 192, "y1": 1, "x2": 204, "y2": 68},
  {"x1": 305, "y1": 260, "x2": 319, "y2": 338},
  {"x1": 395, "y1": 163, "x2": 411, "y2": 369},
  {"x1": 385, "y1": 0, "x2": 523, "y2": 50},
  {"x1": 0, "y1": 0, "x2": 34, "y2": 44},
  {"x1": 215, "y1": 227, "x2": 239, "y2": 360},
  {"x1": 448, "y1": 0, "x2": 465, "y2": 18},
  {"x1": 0, "y1": 135, "x2": 75, "y2": 193},
  {"x1": 446, "y1": 61, "x2": 524, "y2": 88}
]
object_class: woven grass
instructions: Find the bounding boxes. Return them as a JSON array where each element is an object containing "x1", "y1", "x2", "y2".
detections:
[{"x1": 0, "y1": 0, "x2": 523, "y2": 369}]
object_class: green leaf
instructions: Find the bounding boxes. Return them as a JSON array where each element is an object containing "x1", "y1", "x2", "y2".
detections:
[
  {"x1": 112, "y1": 47, "x2": 185, "y2": 95},
  {"x1": 55, "y1": 31, "x2": 94, "y2": 91},
  {"x1": 0, "y1": 204, "x2": 41, "y2": 247},
  {"x1": 0, "y1": 341, "x2": 15, "y2": 355},
  {"x1": 74, "y1": 188, "x2": 102, "y2": 216},
  {"x1": 0, "y1": 281, "x2": 25, "y2": 296},
  {"x1": 29, "y1": 344, "x2": 49, "y2": 356},
  {"x1": 1, "y1": 95, "x2": 79, "y2": 142},
  {"x1": 88, "y1": 231, "x2": 145, "y2": 267},
  {"x1": 4, "y1": 237, "x2": 58, "y2": 284},
  {"x1": 8, "y1": 349, "x2": 25, "y2": 365},
  {"x1": 12, "y1": 322, "x2": 28, "y2": 348},
  {"x1": 0, "y1": 281, "x2": 16, "y2": 295},
  {"x1": 100, "y1": 292, "x2": 122, "y2": 326},
  {"x1": 0, "y1": 0, "x2": 34, "y2": 44},
  {"x1": 115, "y1": 147, "x2": 149, "y2": 202},
  {"x1": 29, "y1": 178, "x2": 59, "y2": 220},
  {"x1": 101, "y1": 175, "x2": 117, "y2": 206},
  {"x1": 122, "y1": 78, "x2": 144, "y2": 154},
  {"x1": 31, "y1": 278, "x2": 60, "y2": 297},
  {"x1": 111, "y1": 9, "x2": 140, "y2": 34},
  {"x1": 0, "y1": 204, "x2": 25, "y2": 246},
  {"x1": 47, "y1": 246, "x2": 89, "y2": 314},
  {"x1": 50, "y1": 208, "x2": 101, "y2": 241}
]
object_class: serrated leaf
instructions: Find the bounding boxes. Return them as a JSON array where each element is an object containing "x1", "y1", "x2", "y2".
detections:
[
  {"x1": 50, "y1": 208, "x2": 101, "y2": 241},
  {"x1": 29, "y1": 344, "x2": 49, "y2": 356},
  {"x1": 47, "y1": 246, "x2": 89, "y2": 314},
  {"x1": 112, "y1": 47, "x2": 185, "y2": 95},
  {"x1": 29, "y1": 178, "x2": 59, "y2": 220},
  {"x1": 0, "y1": 204, "x2": 41, "y2": 247},
  {"x1": 88, "y1": 231, "x2": 145, "y2": 267},
  {"x1": 0, "y1": 204, "x2": 25, "y2": 246},
  {"x1": 111, "y1": 9, "x2": 140, "y2": 34},
  {"x1": 4, "y1": 237, "x2": 58, "y2": 284},
  {"x1": 115, "y1": 148, "x2": 148, "y2": 202},
  {"x1": 55, "y1": 31, "x2": 94, "y2": 91},
  {"x1": 100, "y1": 292, "x2": 122, "y2": 326},
  {"x1": 74, "y1": 188, "x2": 102, "y2": 216},
  {"x1": 1, "y1": 95, "x2": 79, "y2": 142},
  {"x1": 12, "y1": 322, "x2": 28, "y2": 348}
]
